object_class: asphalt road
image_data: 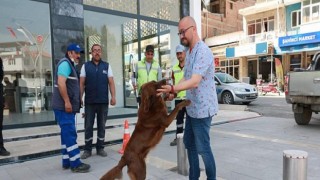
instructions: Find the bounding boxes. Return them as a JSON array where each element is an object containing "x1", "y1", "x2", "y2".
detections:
[
  {"x1": 247, "y1": 95, "x2": 293, "y2": 119},
  {"x1": 248, "y1": 94, "x2": 320, "y2": 125}
]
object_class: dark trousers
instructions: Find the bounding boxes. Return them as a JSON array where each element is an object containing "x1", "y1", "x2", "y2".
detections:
[
  {"x1": 0, "y1": 86, "x2": 3, "y2": 148},
  {"x1": 84, "y1": 103, "x2": 109, "y2": 151},
  {"x1": 175, "y1": 99, "x2": 186, "y2": 136},
  {"x1": 136, "y1": 96, "x2": 141, "y2": 106}
]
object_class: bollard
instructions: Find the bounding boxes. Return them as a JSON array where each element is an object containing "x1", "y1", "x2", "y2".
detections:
[
  {"x1": 283, "y1": 150, "x2": 308, "y2": 180},
  {"x1": 177, "y1": 133, "x2": 189, "y2": 176}
]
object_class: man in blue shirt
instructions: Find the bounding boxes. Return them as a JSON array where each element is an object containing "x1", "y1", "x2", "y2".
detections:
[
  {"x1": 157, "y1": 16, "x2": 219, "y2": 180},
  {"x1": 52, "y1": 43, "x2": 90, "y2": 173}
]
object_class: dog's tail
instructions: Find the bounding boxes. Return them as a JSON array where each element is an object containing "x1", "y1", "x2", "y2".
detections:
[{"x1": 100, "y1": 156, "x2": 127, "y2": 180}]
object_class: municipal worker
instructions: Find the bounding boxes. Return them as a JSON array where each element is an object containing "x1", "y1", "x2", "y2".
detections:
[
  {"x1": 52, "y1": 43, "x2": 90, "y2": 173},
  {"x1": 80, "y1": 44, "x2": 116, "y2": 159},
  {"x1": 132, "y1": 45, "x2": 162, "y2": 105},
  {"x1": 170, "y1": 44, "x2": 187, "y2": 146}
]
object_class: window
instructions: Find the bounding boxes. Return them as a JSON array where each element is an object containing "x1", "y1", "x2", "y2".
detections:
[
  {"x1": 268, "y1": 16, "x2": 274, "y2": 31},
  {"x1": 218, "y1": 59, "x2": 240, "y2": 79},
  {"x1": 291, "y1": 10, "x2": 301, "y2": 28},
  {"x1": 247, "y1": 21, "x2": 255, "y2": 35},
  {"x1": 0, "y1": 0, "x2": 53, "y2": 125},
  {"x1": 230, "y1": 2, "x2": 233, "y2": 10},
  {"x1": 256, "y1": 19, "x2": 262, "y2": 34},
  {"x1": 290, "y1": 54, "x2": 302, "y2": 71},
  {"x1": 247, "y1": 16, "x2": 274, "y2": 35},
  {"x1": 302, "y1": 0, "x2": 320, "y2": 23}
]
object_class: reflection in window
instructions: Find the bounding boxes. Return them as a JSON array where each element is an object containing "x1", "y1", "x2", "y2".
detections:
[
  {"x1": 140, "y1": 0, "x2": 180, "y2": 22},
  {"x1": 85, "y1": 11, "x2": 137, "y2": 108},
  {"x1": 84, "y1": 0, "x2": 137, "y2": 14},
  {"x1": 0, "y1": 0, "x2": 53, "y2": 125}
]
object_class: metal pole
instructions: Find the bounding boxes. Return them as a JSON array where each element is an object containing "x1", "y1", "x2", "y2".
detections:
[
  {"x1": 283, "y1": 150, "x2": 308, "y2": 180},
  {"x1": 177, "y1": 133, "x2": 188, "y2": 176},
  {"x1": 271, "y1": 53, "x2": 273, "y2": 83}
]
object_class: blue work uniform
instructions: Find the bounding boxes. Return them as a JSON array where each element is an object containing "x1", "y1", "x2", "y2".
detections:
[{"x1": 52, "y1": 57, "x2": 82, "y2": 169}]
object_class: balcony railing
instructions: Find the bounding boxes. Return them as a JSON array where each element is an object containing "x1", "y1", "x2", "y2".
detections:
[{"x1": 239, "y1": 31, "x2": 279, "y2": 44}]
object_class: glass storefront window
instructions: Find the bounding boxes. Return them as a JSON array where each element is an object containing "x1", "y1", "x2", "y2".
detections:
[
  {"x1": 290, "y1": 54, "x2": 302, "y2": 71},
  {"x1": 218, "y1": 59, "x2": 240, "y2": 79},
  {"x1": 84, "y1": 10, "x2": 179, "y2": 109},
  {"x1": 83, "y1": 0, "x2": 137, "y2": 14},
  {"x1": 0, "y1": 0, "x2": 52, "y2": 126},
  {"x1": 84, "y1": 11, "x2": 136, "y2": 108},
  {"x1": 140, "y1": 0, "x2": 180, "y2": 22}
]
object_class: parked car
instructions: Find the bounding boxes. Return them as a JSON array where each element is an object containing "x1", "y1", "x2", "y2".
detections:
[{"x1": 215, "y1": 72, "x2": 258, "y2": 105}]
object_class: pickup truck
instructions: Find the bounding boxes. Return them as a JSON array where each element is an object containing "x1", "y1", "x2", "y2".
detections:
[{"x1": 285, "y1": 51, "x2": 320, "y2": 125}]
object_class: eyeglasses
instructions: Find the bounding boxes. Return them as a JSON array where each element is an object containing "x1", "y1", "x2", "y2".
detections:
[
  {"x1": 178, "y1": 26, "x2": 194, "y2": 36},
  {"x1": 92, "y1": 49, "x2": 101, "y2": 53}
]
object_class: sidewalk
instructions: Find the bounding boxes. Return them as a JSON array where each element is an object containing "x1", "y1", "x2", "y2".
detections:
[{"x1": 0, "y1": 105, "x2": 261, "y2": 179}]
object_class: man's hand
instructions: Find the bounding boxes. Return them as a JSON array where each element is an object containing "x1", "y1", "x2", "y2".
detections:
[
  {"x1": 80, "y1": 99, "x2": 84, "y2": 108},
  {"x1": 110, "y1": 97, "x2": 116, "y2": 106},
  {"x1": 156, "y1": 85, "x2": 171, "y2": 96},
  {"x1": 65, "y1": 101, "x2": 72, "y2": 113}
]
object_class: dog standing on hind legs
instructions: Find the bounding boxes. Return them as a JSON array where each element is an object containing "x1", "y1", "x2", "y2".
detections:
[{"x1": 100, "y1": 79, "x2": 191, "y2": 180}]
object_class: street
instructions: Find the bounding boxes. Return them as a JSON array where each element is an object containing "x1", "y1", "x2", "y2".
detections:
[
  {"x1": 248, "y1": 94, "x2": 320, "y2": 123},
  {"x1": 247, "y1": 94, "x2": 293, "y2": 119},
  {"x1": 152, "y1": 116, "x2": 320, "y2": 180},
  {"x1": 1, "y1": 95, "x2": 320, "y2": 180}
]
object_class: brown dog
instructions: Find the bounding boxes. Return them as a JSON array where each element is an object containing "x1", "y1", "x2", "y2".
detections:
[{"x1": 100, "y1": 79, "x2": 190, "y2": 180}]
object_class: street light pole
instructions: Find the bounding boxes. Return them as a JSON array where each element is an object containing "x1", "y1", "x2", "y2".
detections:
[{"x1": 17, "y1": 25, "x2": 50, "y2": 112}]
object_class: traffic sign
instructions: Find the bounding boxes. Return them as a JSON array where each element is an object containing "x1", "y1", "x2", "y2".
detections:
[{"x1": 37, "y1": 35, "x2": 43, "y2": 43}]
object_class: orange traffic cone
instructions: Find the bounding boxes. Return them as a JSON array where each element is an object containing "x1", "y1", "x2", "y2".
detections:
[{"x1": 118, "y1": 120, "x2": 131, "y2": 154}]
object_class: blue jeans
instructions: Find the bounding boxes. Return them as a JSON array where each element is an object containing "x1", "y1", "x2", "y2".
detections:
[
  {"x1": 84, "y1": 103, "x2": 108, "y2": 151},
  {"x1": 184, "y1": 114, "x2": 216, "y2": 180}
]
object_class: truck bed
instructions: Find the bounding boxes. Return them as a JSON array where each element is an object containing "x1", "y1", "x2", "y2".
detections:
[{"x1": 289, "y1": 71, "x2": 320, "y2": 97}]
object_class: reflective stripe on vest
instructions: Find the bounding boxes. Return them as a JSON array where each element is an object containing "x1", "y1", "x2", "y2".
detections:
[
  {"x1": 172, "y1": 63, "x2": 186, "y2": 98},
  {"x1": 137, "y1": 58, "x2": 159, "y2": 92}
]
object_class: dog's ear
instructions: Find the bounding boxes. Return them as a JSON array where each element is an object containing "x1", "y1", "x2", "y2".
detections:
[{"x1": 143, "y1": 95, "x2": 150, "y2": 112}]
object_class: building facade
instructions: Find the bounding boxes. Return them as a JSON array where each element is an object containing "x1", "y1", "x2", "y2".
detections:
[
  {"x1": 206, "y1": 0, "x2": 320, "y2": 89},
  {"x1": 0, "y1": 0, "x2": 193, "y2": 128}
]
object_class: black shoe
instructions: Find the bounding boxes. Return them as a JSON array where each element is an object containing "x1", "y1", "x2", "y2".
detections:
[
  {"x1": 62, "y1": 165, "x2": 70, "y2": 170},
  {"x1": 71, "y1": 163, "x2": 90, "y2": 173},
  {"x1": 0, "y1": 147, "x2": 10, "y2": 156},
  {"x1": 170, "y1": 138, "x2": 177, "y2": 146},
  {"x1": 97, "y1": 149, "x2": 108, "y2": 157},
  {"x1": 80, "y1": 150, "x2": 92, "y2": 159}
]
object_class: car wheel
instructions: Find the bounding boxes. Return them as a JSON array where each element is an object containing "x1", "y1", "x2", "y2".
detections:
[{"x1": 222, "y1": 91, "x2": 234, "y2": 104}]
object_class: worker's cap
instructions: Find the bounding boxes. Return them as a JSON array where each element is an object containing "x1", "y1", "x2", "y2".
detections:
[
  {"x1": 176, "y1": 44, "x2": 185, "y2": 53},
  {"x1": 67, "y1": 43, "x2": 84, "y2": 53},
  {"x1": 145, "y1": 45, "x2": 154, "y2": 53}
]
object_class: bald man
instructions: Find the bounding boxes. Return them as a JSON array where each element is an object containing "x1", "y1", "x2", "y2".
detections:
[{"x1": 157, "y1": 16, "x2": 219, "y2": 180}]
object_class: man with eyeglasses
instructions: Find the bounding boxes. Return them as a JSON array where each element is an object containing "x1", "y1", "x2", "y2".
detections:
[
  {"x1": 79, "y1": 44, "x2": 116, "y2": 159},
  {"x1": 157, "y1": 16, "x2": 219, "y2": 180},
  {"x1": 52, "y1": 43, "x2": 90, "y2": 173},
  {"x1": 132, "y1": 45, "x2": 162, "y2": 105}
]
